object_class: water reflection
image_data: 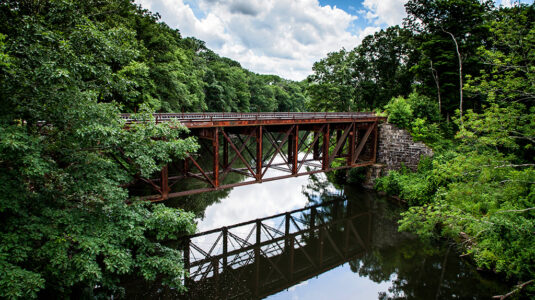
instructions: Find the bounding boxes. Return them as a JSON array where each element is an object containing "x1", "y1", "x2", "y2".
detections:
[
  {"x1": 168, "y1": 159, "x2": 329, "y2": 232},
  {"x1": 124, "y1": 172, "x2": 510, "y2": 299}
]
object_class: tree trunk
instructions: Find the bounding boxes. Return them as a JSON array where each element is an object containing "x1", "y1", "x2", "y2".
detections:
[
  {"x1": 430, "y1": 59, "x2": 442, "y2": 114},
  {"x1": 443, "y1": 28, "x2": 463, "y2": 127}
]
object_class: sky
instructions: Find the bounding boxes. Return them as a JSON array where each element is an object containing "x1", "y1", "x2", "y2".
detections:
[{"x1": 135, "y1": 0, "x2": 532, "y2": 81}]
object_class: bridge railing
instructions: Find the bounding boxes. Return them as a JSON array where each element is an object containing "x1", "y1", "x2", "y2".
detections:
[{"x1": 120, "y1": 112, "x2": 378, "y2": 123}]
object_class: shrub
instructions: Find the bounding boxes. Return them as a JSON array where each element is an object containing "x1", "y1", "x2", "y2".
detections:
[{"x1": 385, "y1": 96, "x2": 413, "y2": 128}]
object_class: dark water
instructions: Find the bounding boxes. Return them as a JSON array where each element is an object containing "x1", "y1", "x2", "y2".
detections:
[{"x1": 124, "y1": 172, "x2": 511, "y2": 299}]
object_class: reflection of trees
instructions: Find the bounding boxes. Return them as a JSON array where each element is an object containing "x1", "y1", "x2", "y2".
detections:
[
  {"x1": 302, "y1": 171, "x2": 344, "y2": 205},
  {"x1": 166, "y1": 188, "x2": 232, "y2": 219},
  {"x1": 303, "y1": 172, "x2": 510, "y2": 299},
  {"x1": 345, "y1": 192, "x2": 508, "y2": 299},
  {"x1": 349, "y1": 240, "x2": 508, "y2": 299},
  {"x1": 300, "y1": 172, "x2": 347, "y2": 237}
]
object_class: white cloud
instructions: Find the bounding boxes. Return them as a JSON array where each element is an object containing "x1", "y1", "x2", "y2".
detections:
[
  {"x1": 497, "y1": 0, "x2": 525, "y2": 7},
  {"x1": 362, "y1": 0, "x2": 408, "y2": 27},
  {"x1": 135, "y1": 0, "x2": 407, "y2": 80}
]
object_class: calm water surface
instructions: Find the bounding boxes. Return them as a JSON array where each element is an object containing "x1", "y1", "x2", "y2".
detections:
[{"x1": 126, "y1": 171, "x2": 511, "y2": 299}]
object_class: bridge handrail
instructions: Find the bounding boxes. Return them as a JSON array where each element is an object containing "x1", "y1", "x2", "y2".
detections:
[{"x1": 120, "y1": 112, "x2": 378, "y2": 123}]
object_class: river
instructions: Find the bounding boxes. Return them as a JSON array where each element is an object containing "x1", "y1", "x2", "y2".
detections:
[{"x1": 124, "y1": 171, "x2": 512, "y2": 299}]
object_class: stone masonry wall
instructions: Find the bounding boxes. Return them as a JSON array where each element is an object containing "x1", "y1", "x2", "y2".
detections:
[{"x1": 376, "y1": 123, "x2": 433, "y2": 172}]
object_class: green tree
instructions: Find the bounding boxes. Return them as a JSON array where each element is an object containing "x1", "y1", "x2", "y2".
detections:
[
  {"x1": 0, "y1": 1, "x2": 199, "y2": 298},
  {"x1": 307, "y1": 49, "x2": 354, "y2": 111},
  {"x1": 405, "y1": 0, "x2": 493, "y2": 119}
]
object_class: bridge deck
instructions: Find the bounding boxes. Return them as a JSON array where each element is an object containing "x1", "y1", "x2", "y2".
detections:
[{"x1": 120, "y1": 112, "x2": 384, "y2": 128}]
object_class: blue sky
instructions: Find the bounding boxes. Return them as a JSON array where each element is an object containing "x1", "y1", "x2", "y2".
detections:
[{"x1": 136, "y1": 0, "x2": 533, "y2": 80}]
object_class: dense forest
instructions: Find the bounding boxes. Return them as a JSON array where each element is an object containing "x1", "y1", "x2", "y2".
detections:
[
  {"x1": 307, "y1": 0, "x2": 534, "y2": 297},
  {"x1": 0, "y1": 0, "x2": 533, "y2": 298},
  {"x1": 308, "y1": 0, "x2": 534, "y2": 296}
]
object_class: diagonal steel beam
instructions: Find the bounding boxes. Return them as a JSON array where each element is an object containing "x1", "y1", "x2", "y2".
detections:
[
  {"x1": 262, "y1": 125, "x2": 295, "y2": 177},
  {"x1": 187, "y1": 154, "x2": 216, "y2": 187},
  {"x1": 236, "y1": 133, "x2": 257, "y2": 165},
  {"x1": 264, "y1": 130, "x2": 292, "y2": 170},
  {"x1": 352, "y1": 122, "x2": 375, "y2": 165},
  {"x1": 220, "y1": 130, "x2": 255, "y2": 182},
  {"x1": 328, "y1": 123, "x2": 353, "y2": 166},
  {"x1": 297, "y1": 125, "x2": 325, "y2": 173},
  {"x1": 221, "y1": 129, "x2": 257, "y2": 179}
]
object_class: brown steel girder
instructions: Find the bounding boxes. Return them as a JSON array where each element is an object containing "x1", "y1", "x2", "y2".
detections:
[{"x1": 129, "y1": 119, "x2": 380, "y2": 201}]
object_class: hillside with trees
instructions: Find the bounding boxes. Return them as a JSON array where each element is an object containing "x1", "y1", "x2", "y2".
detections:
[{"x1": 307, "y1": 0, "x2": 534, "y2": 296}]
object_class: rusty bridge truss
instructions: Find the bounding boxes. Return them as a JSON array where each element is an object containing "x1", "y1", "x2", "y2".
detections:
[
  {"x1": 122, "y1": 113, "x2": 385, "y2": 200},
  {"x1": 179, "y1": 197, "x2": 372, "y2": 299}
]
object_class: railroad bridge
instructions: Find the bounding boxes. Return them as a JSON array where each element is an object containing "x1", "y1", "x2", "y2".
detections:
[{"x1": 122, "y1": 112, "x2": 385, "y2": 201}]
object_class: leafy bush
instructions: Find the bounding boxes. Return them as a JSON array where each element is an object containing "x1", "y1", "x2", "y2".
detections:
[
  {"x1": 384, "y1": 96, "x2": 413, "y2": 128},
  {"x1": 346, "y1": 167, "x2": 367, "y2": 184},
  {"x1": 406, "y1": 92, "x2": 441, "y2": 122},
  {"x1": 410, "y1": 118, "x2": 442, "y2": 145}
]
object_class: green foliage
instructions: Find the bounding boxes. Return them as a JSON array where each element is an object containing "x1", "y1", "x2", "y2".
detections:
[
  {"x1": 411, "y1": 118, "x2": 442, "y2": 144},
  {"x1": 379, "y1": 91, "x2": 535, "y2": 281},
  {"x1": 465, "y1": 4, "x2": 535, "y2": 106},
  {"x1": 385, "y1": 96, "x2": 413, "y2": 128},
  {"x1": 0, "y1": 1, "x2": 205, "y2": 298},
  {"x1": 405, "y1": 0, "x2": 493, "y2": 114},
  {"x1": 0, "y1": 0, "x2": 311, "y2": 297},
  {"x1": 375, "y1": 164, "x2": 436, "y2": 206},
  {"x1": 310, "y1": 0, "x2": 535, "y2": 288},
  {"x1": 457, "y1": 104, "x2": 534, "y2": 153},
  {"x1": 406, "y1": 92, "x2": 441, "y2": 122},
  {"x1": 346, "y1": 167, "x2": 367, "y2": 184},
  {"x1": 306, "y1": 26, "x2": 416, "y2": 112}
]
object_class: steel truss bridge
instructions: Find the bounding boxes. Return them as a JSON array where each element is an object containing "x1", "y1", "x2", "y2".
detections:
[
  {"x1": 179, "y1": 197, "x2": 372, "y2": 299},
  {"x1": 122, "y1": 112, "x2": 385, "y2": 200}
]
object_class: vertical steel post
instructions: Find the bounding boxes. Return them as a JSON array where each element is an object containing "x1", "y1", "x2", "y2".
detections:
[
  {"x1": 288, "y1": 128, "x2": 294, "y2": 168},
  {"x1": 256, "y1": 126, "x2": 263, "y2": 181},
  {"x1": 213, "y1": 258, "x2": 219, "y2": 297},
  {"x1": 161, "y1": 165, "x2": 169, "y2": 200},
  {"x1": 223, "y1": 134, "x2": 229, "y2": 169},
  {"x1": 373, "y1": 121, "x2": 378, "y2": 162},
  {"x1": 310, "y1": 207, "x2": 316, "y2": 230},
  {"x1": 183, "y1": 237, "x2": 190, "y2": 288},
  {"x1": 318, "y1": 227, "x2": 324, "y2": 267},
  {"x1": 213, "y1": 127, "x2": 219, "y2": 187},
  {"x1": 348, "y1": 123, "x2": 355, "y2": 166},
  {"x1": 292, "y1": 125, "x2": 298, "y2": 174},
  {"x1": 285, "y1": 212, "x2": 290, "y2": 249},
  {"x1": 184, "y1": 157, "x2": 189, "y2": 174},
  {"x1": 322, "y1": 124, "x2": 330, "y2": 170},
  {"x1": 289, "y1": 237, "x2": 294, "y2": 281},
  {"x1": 255, "y1": 220, "x2": 261, "y2": 297},
  {"x1": 336, "y1": 129, "x2": 342, "y2": 156},
  {"x1": 222, "y1": 227, "x2": 228, "y2": 270}
]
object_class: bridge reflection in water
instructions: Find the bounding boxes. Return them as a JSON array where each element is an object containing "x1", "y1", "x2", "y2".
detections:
[{"x1": 180, "y1": 197, "x2": 371, "y2": 299}]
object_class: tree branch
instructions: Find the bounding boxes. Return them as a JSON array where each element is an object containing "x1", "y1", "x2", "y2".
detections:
[
  {"x1": 492, "y1": 279, "x2": 534, "y2": 300},
  {"x1": 495, "y1": 207, "x2": 535, "y2": 214},
  {"x1": 441, "y1": 27, "x2": 463, "y2": 127}
]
